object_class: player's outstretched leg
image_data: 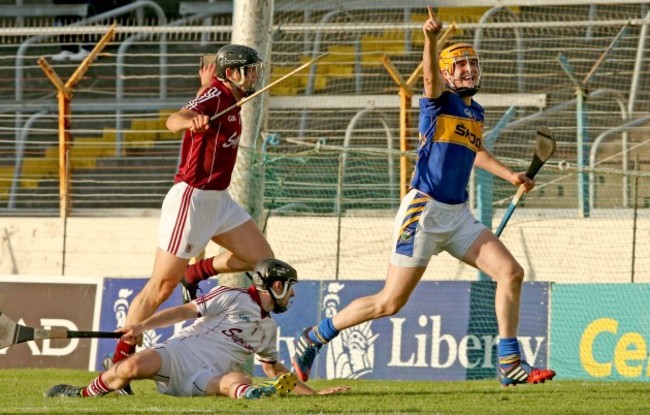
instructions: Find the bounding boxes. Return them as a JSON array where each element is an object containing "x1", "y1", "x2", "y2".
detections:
[
  {"x1": 291, "y1": 327, "x2": 322, "y2": 382},
  {"x1": 244, "y1": 373, "x2": 298, "y2": 399},
  {"x1": 499, "y1": 356, "x2": 556, "y2": 386},
  {"x1": 102, "y1": 354, "x2": 134, "y2": 395},
  {"x1": 44, "y1": 384, "x2": 83, "y2": 398}
]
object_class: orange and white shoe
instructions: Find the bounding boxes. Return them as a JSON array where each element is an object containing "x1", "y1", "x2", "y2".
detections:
[{"x1": 499, "y1": 357, "x2": 556, "y2": 386}]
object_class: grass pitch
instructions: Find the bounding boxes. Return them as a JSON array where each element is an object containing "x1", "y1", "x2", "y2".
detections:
[{"x1": 0, "y1": 368, "x2": 648, "y2": 414}]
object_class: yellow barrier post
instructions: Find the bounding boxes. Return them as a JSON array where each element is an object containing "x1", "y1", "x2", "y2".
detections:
[{"x1": 37, "y1": 22, "x2": 116, "y2": 219}]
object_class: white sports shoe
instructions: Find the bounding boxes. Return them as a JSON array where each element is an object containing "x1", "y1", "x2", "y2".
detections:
[
  {"x1": 51, "y1": 50, "x2": 74, "y2": 62},
  {"x1": 69, "y1": 47, "x2": 91, "y2": 62}
]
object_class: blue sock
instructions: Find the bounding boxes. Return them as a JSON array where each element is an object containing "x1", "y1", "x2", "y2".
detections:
[
  {"x1": 308, "y1": 317, "x2": 339, "y2": 345},
  {"x1": 498, "y1": 338, "x2": 521, "y2": 362}
]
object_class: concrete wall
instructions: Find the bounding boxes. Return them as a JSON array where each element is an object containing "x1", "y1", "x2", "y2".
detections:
[{"x1": 1, "y1": 211, "x2": 648, "y2": 283}]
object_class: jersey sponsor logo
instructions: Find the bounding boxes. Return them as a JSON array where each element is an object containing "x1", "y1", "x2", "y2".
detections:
[
  {"x1": 454, "y1": 123, "x2": 482, "y2": 148},
  {"x1": 433, "y1": 114, "x2": 483, "y2": 152},
  {"x1": 223, "y1": 132, "x2": 241, "y2": 148},
  {"x1": 228, "y1": 115, "x2": 237, "y2": 122},
  {"x1": 222, "y1": 328, "x2": 258, "y2": 352}
]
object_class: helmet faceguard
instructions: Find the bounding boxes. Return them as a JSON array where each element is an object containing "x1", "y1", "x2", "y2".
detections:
[
  {"x1": 252, "y1": 259, "x2": 298, "y2": 314},
  {"x1": 439, "y1": 43, "x2": 482, "y2": 97},
  {"x1": 215, "y1": 44, "x2": 264, "y2": 97}
]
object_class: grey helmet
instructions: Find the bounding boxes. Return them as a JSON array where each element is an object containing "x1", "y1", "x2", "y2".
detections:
[
  {"x1": 252, "y1": 258, "x2": 298, "y2": 313},
  {"x1": 215, "y1": 44, "x2": 263, "y2": 96}
]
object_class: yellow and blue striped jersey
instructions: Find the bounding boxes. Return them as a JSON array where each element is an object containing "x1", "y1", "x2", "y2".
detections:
[{"x1": 411, "y1": 91, "x2": 485, "y2": 204}]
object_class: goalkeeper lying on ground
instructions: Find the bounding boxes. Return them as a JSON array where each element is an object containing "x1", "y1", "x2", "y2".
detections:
[{"x1": 45, "y1": 259, "x2": 350, "y2": 400}]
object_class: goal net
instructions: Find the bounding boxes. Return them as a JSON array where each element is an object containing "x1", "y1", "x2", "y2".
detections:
[{"x1": 262, "y1": 1, "x2": 650, "y2": 283}]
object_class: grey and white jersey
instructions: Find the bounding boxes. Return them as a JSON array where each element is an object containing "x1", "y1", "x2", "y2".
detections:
[{"x1": 166, "y1": 285, "x2": 279, "y2": 369}]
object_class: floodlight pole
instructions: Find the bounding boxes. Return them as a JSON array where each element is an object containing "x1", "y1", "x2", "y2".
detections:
[{"x1": 557, "y1": 21, "x2": 629, "y2": 218}]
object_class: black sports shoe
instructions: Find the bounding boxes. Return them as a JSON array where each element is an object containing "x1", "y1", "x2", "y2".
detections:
[
  {"x1": 102, "y1": 353, "x2": 134, "y2": 395},
  {"x1": 181, "y1": 279, "x2": 202, "y2": 304},
  {"x1": 44, "y1": 384, "x2": 83, "y2": 398}
]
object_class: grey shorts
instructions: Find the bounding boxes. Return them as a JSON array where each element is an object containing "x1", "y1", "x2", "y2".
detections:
[
  {"x1": 153, "y1": 342, "x2": 225, "y2": 397},
  {"x1": 390, "y1": 189, "x2": 487, "y2": 267}
]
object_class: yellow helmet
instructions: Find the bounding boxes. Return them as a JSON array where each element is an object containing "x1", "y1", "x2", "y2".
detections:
[{"x1": 438, "y1": 43, "x2": 482, "y2": 96}]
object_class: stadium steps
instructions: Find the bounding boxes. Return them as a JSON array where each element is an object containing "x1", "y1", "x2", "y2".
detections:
[
  {"x1": 0, "y1": 157, "x2": 59, "y2": 198},
  {"x1": 68, "y1": 156, "x2": 176, "y2": 209},
  {"x1": 267, "y1": 5, "x2": 511, "y2": 97},
  {"x1": 0, "y1": 166, "x2": 15, "y2": 201},
  {"x1": 1, "y1": 107, "x2": 179, "y2": 209},
  {"x1": 19, "y1": 154, "x2": 177, "y2": 210}
]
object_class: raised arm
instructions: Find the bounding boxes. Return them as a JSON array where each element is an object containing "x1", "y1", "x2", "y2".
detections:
[
  {"x1": 197, "y1": 62, "x2": 216, "y2": 96},
  {"x1": 422, "y1": 6, "x2": 446, "y2": 99}
]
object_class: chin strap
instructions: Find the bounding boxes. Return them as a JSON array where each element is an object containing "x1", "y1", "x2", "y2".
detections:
[
  {"x1": 225, "y1": 79, "x2": 249, "y2": 97},
  {"x1": 269, "y1": 282, "x2": 293, "y2": 314},
  {"x1": 457, "y1": 87, "x2": 480, "y2": 97}
]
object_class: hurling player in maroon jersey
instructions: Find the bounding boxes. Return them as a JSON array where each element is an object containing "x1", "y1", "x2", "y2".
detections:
[{"x1": 107, "y1": 45, "x2": 277, "y2": 393}]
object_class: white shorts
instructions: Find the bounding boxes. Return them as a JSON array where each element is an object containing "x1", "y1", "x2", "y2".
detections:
[
  {"x1": 390, "y1": 189, "x2": 487, "y2": 267},
  {"x1": 153, "y1": 342, "x2": 228, "y2": 397},
  {"x1": 158, "y1": 182, "x2": 251, "y2": 259}
]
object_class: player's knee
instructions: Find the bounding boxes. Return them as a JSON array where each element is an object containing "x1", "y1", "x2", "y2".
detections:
[
  {"x1": 114, "y1": 358, "x2": 139, "y2": 380},
  {"x1": 505, "y1": 263, "x2": 524, "y2": 285},
  {"x1": 375, "y1": 297, "x2": 406, "y2": 317}
]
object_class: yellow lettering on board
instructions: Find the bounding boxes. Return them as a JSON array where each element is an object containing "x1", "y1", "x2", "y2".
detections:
[
  {"x1": 579, "y1": 318, "x2": 616, "y2": 377},
  {"x1": 614, "y1": 332, "x2": 647, "y2": 378}
]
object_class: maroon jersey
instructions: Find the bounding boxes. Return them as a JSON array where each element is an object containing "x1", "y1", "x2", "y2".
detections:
[{"x1": 174, "y1": 78, "x2": 242, "y2": 190}]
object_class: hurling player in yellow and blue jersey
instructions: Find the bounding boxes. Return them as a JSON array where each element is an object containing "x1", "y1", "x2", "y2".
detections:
[{"x1": 292, "y1": 7, "x2": 556, "y2": 387}]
